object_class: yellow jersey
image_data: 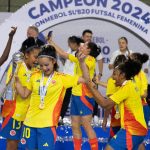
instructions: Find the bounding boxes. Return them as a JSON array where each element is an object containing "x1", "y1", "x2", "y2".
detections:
[
  {"x1": 69, "y1": 54, "x2": 96, "y2": 97},
  {"x1": 133, "y1": 70, "x2": 148, "y2": 105},
  {"x1": 106, "y1": 77, "x2": 120, "y2": 127},
  {"x1": 4, "y1": 62, "x2": 35, "y2": 121},
  {"x1": 106, "y1": 77, "x2": 119, "y2": 97},
  {"x1": 24, "y1": 71, "x2": 78, "y2": 128},
  {"x1": 110, "y1": 80, "x2": 147, "y2": 136}
]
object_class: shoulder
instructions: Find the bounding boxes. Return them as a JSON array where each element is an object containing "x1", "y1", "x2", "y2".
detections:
[
  {"x1": 86, "y1": 55, "x2": 95, "y2": 62},
  {"x1": 122, "y1": 80, "x2": 132, "y2": 88},
  {"x1": 112, "y1": 50, "x2": 120, "y2": 55},
  {"x1": 31, "y1": 70, "x2": 41, "y2": 77},
  {"x1": 129, "y1": 50, "x2": 134, "y2": 53},
  {"x1": 54, "y1": 71, "x2": 67, "y2": 77},
  {"x1": 108, "y1": 77, "x2": 115, "y2": 83}
]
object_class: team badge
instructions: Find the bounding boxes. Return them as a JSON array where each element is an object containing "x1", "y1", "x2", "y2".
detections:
[
  {"x1": 10, "y1": 130, "x2": 16, "y2": 136},
  {"x1": 52, "y1": 80, "x2": 56, "y2": 84},
  {"x1": 21, "y1": 138, "x2": 26, "y2": 144}
]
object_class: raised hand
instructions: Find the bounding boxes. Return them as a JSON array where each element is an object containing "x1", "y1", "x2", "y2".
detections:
[
  {"x1": 76, "y1": 51, "x2": 86, "y2": 63},
  {"x1": 9, "y1": 27, "x2": 17, "y2": 37}
]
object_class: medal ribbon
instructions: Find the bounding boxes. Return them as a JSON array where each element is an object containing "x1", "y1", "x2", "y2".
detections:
[{"x1": 40, "y1": 72, "x2": 54, "y2": 105}]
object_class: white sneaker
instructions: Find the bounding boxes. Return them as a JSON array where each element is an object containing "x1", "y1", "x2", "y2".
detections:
[
  {"x1": 63, "y1": 117, "x2": 71, "y2": 126},
  {"x1": 93, "y1": 115, "x2": 99, "y2": 125}
]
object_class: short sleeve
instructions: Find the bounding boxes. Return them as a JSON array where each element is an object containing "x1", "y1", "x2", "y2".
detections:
[
  {"x1": 109, "y1": 52, "x2": 117, "y2": 65},
  {"x1": 85, "y1": 56, "x2": 96, "y2": 69},
  {"x1": 110, "y1": 85, "x2": 129, "y2": 104},
  {"x1": 106, "y1": 78, "x2": 117, "y2": 97},
  {"x1": 68, "y1": 54, "x2": 78, "y2": 63},
  {"x1": 140, "y1": 71, "x2": 148, "y2": 95},
  {"x1": 96, "y1": 53, "x2": 103, "y2": 61},
  {"x1": 61, "y1": 74, "x2": 79, "y2": 89}
]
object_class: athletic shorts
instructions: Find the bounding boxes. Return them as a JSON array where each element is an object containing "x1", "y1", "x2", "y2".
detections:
[
  {"x1": 109, "y1": 126, "x2": 121, "y2": 140},
  {"x1": 108, "y1": 128, "x2": 145, "y2": 150},
  {"x1": 143, "y1": 105, "x2": 150, "y2": 126},
  {"x1": 0, "y1": 117, "x2": 23, "y2": 140},
  {"x1": 19, "y1": 125, "x2": 57, "y2": 150},
  {"x1": 70, "y1": 95, "x2": 95, "y2": 116}
]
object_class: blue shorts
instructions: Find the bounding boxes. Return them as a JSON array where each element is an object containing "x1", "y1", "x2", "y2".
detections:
[
  {"x1": 108, "y1": 129, "x2": 145, "y2": 150},
  {"x1": 143, "y1": 105, "x2": 150, "y2": 125},
  {"x1": 19, "y1": 125, "x2": 57, "y2": 150},
  {"x1": 0, "y1": 117, "x2": 23, "y2": 140},
  {"x1": 70, "y1": 95, "x2": 95, "y2": 116}
]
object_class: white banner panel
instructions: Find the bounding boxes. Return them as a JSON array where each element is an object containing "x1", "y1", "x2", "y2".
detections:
[{"x1": 0, "y1": 0, "x2": 149, "y2": 96}]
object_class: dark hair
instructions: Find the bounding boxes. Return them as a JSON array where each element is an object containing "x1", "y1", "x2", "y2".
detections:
[
  {"x1": 68, "y1": 36, "x2": 84, "y2": 46},
  {"x1": 82, "y1": 29, "x2": 93, "y2": 36},
  {"x1": 113, "y1": 55, "x2": 127, "y2": 68},
  {"x1": 131, "y1": 52, "x2": 149, "y2": 65},
  {"x1": 20, "y1": 37, "x2": 43, "y2": 54},
  {"x1": 117, "y1": 59, "x2": 142, "y2": 80},
  {"x1": 38, "y1": 45, "x2": 58, "y2": 71},
  {"x1": 118, "y1": 37, "x2": 128, "y2": 44},
  {"x1": 88, "y1": 42, "x2": 101, "y2": 58}
]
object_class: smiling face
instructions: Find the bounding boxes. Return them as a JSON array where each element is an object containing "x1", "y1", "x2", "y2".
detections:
[
  {"x1": 112, "y1": 68, "x2": 125, "y2": 86},
  {"x1": 38, "y1": 57, "x2": 56, "y2": 76},
  {"x1": 25, "y1": 48, "x2": 41, "y2": 69},
  {"x1": 82, "y1": 32, "x2": 92, "y2": 43}
]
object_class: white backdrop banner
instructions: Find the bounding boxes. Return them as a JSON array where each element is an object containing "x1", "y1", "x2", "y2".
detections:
[{"x1": 0, "y1": 0, "x2": 150, "y2": 95}]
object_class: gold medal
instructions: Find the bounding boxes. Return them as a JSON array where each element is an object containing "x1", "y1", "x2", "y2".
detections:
[
  {"x1": 114, "y1": 112, "x2": 120, "y2": 119},
  {"x1": 39, "y1": 103, "x2": 45, "y2": 109}
]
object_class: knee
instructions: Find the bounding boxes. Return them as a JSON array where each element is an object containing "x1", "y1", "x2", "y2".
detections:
[
  {"x1": 82, "y1": 120, "x2": 92, "y2": 129},
  {"x1": 72, "y1": 122, "x2": 80, "y2": 131}
]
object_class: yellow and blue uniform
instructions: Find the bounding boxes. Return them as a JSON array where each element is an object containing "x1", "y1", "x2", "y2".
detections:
[
  {"x1": 134, "y1": 70, "x2": 150, "y2": 125},
  {"x1": 109, "y1": 80, "x2": 147, "y2": 150},
  {"x1": 69, "y1": 54, "x2": 96, "y2": 116},
  {"x1": 20, "y1": 71, "x2": 78, "y2": 150},
  {"x1": 106, "y1": 77, "x2": 120, "y2": 138},
  {"x1": 0, "y1": 62, "x2": 33, "y2": 140}
]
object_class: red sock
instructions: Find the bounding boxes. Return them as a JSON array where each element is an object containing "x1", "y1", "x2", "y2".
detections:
[
  {"x1": 73, "y1": 138, "x2": 82, "y2": 150},
  {"x1": 89, "y1": 138, "x2": 98, "y2": 150}
]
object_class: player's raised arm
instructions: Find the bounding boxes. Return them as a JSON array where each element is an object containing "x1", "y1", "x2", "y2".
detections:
[{"x1": 0, "y1": 27, "x2": 17, "y2": 66}]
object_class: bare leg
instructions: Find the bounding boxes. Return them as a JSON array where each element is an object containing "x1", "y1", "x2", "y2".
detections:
[
  {"x1": 138, "y1": 143, "x2": 145, "y2": 150},
  {"x1": 105, "y1": 144, "x2": 114, "y2": 150},
  {"x1": 71, "y1": 116, "x2": 82, "y2": 150},
  {"x1": 6, "y1": 139, "x2": 19, "y2": 150},
  {"x1": 81, "y1": 114, "x2": 96, "y2": 139}
]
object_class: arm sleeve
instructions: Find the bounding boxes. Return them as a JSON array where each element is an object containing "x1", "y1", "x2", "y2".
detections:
[
  {"x1": 85, "y1": 56, "x2": 96, "y2": 69},
  {"x1": 110, "y1": 85, "x2": 129, "y2": 104},
  {"x1": 68, "y1": 54, "x2": 78, "y2": 63},
  {"x1": 106, "y1": 78, "x2": 117, "y2": 97},
  {"x1": 109, "y1": 52, "x2": 117, "y2": 65},
  {"x1": 96, "y1": 53, "x2": 103, "y2": 61},
  {"x1": 140, "y1": 71, "x2": 148, "y2": 96},
  {"x1": 61, "y1": 74, "x2": 79, "y2": 89}
]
